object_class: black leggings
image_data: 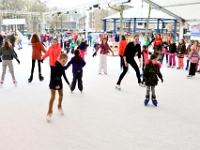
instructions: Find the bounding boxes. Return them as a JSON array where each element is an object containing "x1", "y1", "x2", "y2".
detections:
[
  {"x1": 117, "y1": 59, "x2": 141, "y2": 85},
  {"x1": 30, "y1": 60, "x2": 41, "y2": 76},
  {"x1": 189, "y1": 63, "x2": 196, "y2": 76},
  {"x1": 120, "y1": 56, "x2": 124, "y2": 69}
]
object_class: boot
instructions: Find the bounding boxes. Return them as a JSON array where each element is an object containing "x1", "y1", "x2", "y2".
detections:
[
  {"x1": 144, "y1": 95, "x2": 149, "y2": 106},
  {"x1": 28, "y1": 76, "x2": 33, "y2": 83},
  {"x1": 39, "y1": 74, "x2": 44, "y2": 81}
]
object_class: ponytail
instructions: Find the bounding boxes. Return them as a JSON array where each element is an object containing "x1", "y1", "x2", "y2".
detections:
[
  {"x1": 3, "y1": 39, "x2": 11, "y2": 49},
  {"x1": 74, "y1": 50, "x2": 81, "y2": 64}
]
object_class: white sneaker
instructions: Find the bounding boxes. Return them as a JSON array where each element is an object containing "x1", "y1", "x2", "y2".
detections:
[
  {"x1": 46, "y1": 113, "x2": 52, "y2": 121},
  {"x1": 58, "y1": 107, "x2": 64, "y2": 115},
  {"x1": 13, "y1": 80, "x2": 17, "y2": 87},
  {"x1": 115, "y1": 84, "x2": 121, "y2": 90},
  {"x1": 139, "y1": 83, "x2": 145, "y2": 87}
]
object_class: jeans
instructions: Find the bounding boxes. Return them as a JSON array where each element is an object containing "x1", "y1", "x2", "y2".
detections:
[
  {"x1": 161, "y1": 53, "x2": 168, "y2": 64},
  {"x1": 146, "y1": 86, "x2": 156, "y2": 100},
  {"x1": 17, "y1": 39, "x2": 23, "y2": 49}
]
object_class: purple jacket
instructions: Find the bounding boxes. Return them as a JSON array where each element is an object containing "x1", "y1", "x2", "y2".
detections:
[{"x1": 65, "y1": 56, "x2": 86, "y2": 73}]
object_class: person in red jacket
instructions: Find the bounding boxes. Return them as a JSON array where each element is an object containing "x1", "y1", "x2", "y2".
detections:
[
  {"x1": 153, "y1": 34, "x2": 163, "y2": 62},
  {"x1": 118, "y1": 35, "x2": 127, "y2": 70},
  {"x1": 28, "y1": 33, "x2": 46, "y2": 83},
  {"x1": 93, "y1": 38, "x2": 114, "y2": 74},
  {"x1": 41, "y1": 38, "x2": 62, "y2": 76}
]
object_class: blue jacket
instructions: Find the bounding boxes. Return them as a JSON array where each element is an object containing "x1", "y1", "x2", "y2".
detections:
[
  {"x1": 65, "y1": 56, "x2": 86, "y2": 74},
  {"x1": 115, "y1": 34, "x2": 120, "y2": 42}
]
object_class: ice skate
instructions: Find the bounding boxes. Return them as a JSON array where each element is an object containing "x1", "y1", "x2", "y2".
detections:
[
  {"x1": 13, "y1": 80, "x2": 17, "y2": 87},
  {"x1": 187, "y1": 75, "x2": 193, "y2": 79},
  {"x1": 28, "y1": 76, "x2": 33, "y2": 83},
  {"x1": 39, "y1": 75, "x2": 44, "y2": 81},
  {"x1": 144, "y1": 99, "x2": 149, "y2": 106},
  {"x1": 152, "y1": 100, "x2": 158, "y2": 107},
  {"x1": 0, "y1": 81, "x2": 3, "y2": 88},
  {"x1": 46, "y1": 113, "x2": 52, "y2": 121},
  {"x1": 139, "y1": 82, "x2": 145, "y2": 87},
  {"x1": 115, "y1": 84, "x2": 121, "y2": 90},
  {"x1": 58, "y1": 107, "x2": 64, "y2": 115}
]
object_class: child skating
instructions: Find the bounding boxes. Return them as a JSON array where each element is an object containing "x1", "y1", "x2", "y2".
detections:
[
  {"x1": 46, "y1": 52, "x2": 71, "y2": 121},
  {"x1": 143, "y1": 54, "x2": 163, "y2": 106},
  {"x1": 65, "y1": 50, "x2": 86, "y2": 92},
  {"x1": 0, "y1": 39, "x2": 20, "y2": 87}
]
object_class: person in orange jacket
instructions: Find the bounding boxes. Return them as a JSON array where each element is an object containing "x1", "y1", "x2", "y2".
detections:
[
  {"x1": 118, "y1": 35, "x2": 127, "y2": 70},
  {"x1": 41, "y1": 38, "x2": 62, "y2": 76},
  {"x1": 28, "y1": 33, "x2": 46, "y2": 83}
]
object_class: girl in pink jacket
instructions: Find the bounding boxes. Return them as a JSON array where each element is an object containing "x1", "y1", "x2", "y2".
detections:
[
  {"x1": 42, "y1": 38, "x2": 62, "y2": 75},
  {"x1": 187, "y1": 43, "x2": 200, "y2": 78}
]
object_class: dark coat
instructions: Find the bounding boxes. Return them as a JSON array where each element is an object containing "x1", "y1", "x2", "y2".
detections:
[
  {"x1": 177, "y1": 44, "x2": 186, "y2": 58},
  {"x1": 143, "y1": 60, "x2": 163, "y2": 86}
]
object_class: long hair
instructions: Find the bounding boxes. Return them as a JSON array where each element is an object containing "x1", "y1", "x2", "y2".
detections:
[
  {"x1": 74, "y1": 50, "x2": 81, "y2": 64},
  {"x1": 31, "y1": 33, "x2": 40, "y2": 43},
  {"x1": 3, "y1": 39, "x2": 11, "y2": 49}
]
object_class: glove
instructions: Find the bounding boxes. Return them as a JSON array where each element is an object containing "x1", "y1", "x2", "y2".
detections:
[
  {"x1": 161, "y1": 78, "x2": 164, "y2": 83},
  {"x1": 16, "y1": 59, "x2": 20, "y2": 64},
  {"x1": 92, "y1": 52, "x2": 97, "y2": 57},
  {"x1": 41, "y1": 60, "x2": 43, "y2": 63}
]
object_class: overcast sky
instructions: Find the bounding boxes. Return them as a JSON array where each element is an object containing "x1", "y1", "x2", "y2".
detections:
[{"x1": 45, "y1": 0, "x2": 143, "y2": 9}]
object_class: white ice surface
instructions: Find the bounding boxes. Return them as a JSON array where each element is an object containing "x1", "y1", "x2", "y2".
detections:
[{"x1": 0, "y1": 45, "x2": 200, "y2": 150}]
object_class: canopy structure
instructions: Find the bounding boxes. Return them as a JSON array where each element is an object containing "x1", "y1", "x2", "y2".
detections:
[
  {"x1": 103, "y1": 4, "x2": 179, "y2": 39},
  {"x1": 142, "y1": 0, "x2": 200, "y2": 24}
]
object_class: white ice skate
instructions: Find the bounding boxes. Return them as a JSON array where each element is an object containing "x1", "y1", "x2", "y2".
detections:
[
  {"x1": 13, "y1": 80, "x2": 18, "y2": 87},
  {"x1": 115, "y1": 84, "x2": 121, "y2": 90},
  {"x1": 0, "y1": 81, "x2": 3, "y2": 88},
  {"x1": 58, "y1": 107, "x2": 64, "y2": 115},
  {"x1": 46, "y1": 113, "x2": 52, "y2": 121}
]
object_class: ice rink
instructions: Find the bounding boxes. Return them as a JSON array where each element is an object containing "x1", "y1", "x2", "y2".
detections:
[{"x1": 0, "y1": 44, "x2": 200, "y2": 150}]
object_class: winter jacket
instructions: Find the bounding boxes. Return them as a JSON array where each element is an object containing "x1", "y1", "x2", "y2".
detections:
[
  {"x1": 95, "y1": 43, "x2": 113, "y2": 54},
  {"x1": 70, "y1": 43, "x2": 76, "y2": 48},
  {"x1": 118, "y1": 40, "x2": 127, "y2": 56},
  {"x1": 188, "y1": 51, "x2": 199, "y2": 63},
  {"x1": 177, "y1": 44, "x2": 186, "y2": 58},
  {"x1": 41, "y1": 45, "x2": 61, "y2": 66},
  {"x1": 42, "y1": 34, "x2": 50, "y2": 42},
  {"x1": 31, "y1": 42, "x2": 46, "y2": 60},
  {"x1": 143, "y1": 60, "x2": 163, "y2": 86},
  {"x1": 115, "y1": 34, "x2": 120, "y2": 42},
  {"x1": 0, "y1": 47, "x2": 18, "y2": 60},
  {"x1": 124, "y1": 42, "x2": 141, "y2": 62},
  {"x1": 142, "y1": 48, "x2": 151, "y2": 62},
  {"x1": 169, "y1": 43, "x2": 177, "y2": 53},
  {"x1": 185, "y1": 44, "x2": 192, "y2": 55},
  {"x1": 78, "y1": 42, "x2": 88, "y2": 50},
  {"x1": 65, "y1": 56, "x2": 86, "y2": 74},
  {"x1": 8, "y1": 34, "x2": 16, "y2": 47},
  {"x1": 154, "y1": 38, "x2": 162, "y2": 46}
]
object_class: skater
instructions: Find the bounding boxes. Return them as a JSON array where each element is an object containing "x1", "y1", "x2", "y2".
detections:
[
  {"x1": 118, "y1": 35, "x2": 127, "y2": 70},
  {"x1": 141, "y1": 45, "x2": 151, "y2": 73},
  {"x1": 187, "y1": 43, "x2": 200, "y2": 78},
  {"x1": 176, "y1": 39, "x2": 186, "y2": 69},
  {"x1": 143, "y1": 54, "x2": 163, "y2": 106},
  {"x1": 46, "y1": 52, "x2": 71, "y2": 121},
  {"x1": 161, "y1": 39, "x2": 168, "y2": 64},
  {"x1": 65, "y1": 50, "x2": 86, "y2": 92},
  {"x1": 153, "y1": 34, "x2": 163, "y2": 63},
  {"x1": 0, "y1": 39, "x2": 20, "y2": 87},
  {"x1": 93, "y1": 37, "x2": 114, "y2": 74},
  {"x1": 69, "y1": 40, "x2": 76, "y2": 54},
  {"x1": 115, "y1": 34, "x2": 145, "y2": 90},
  {"x1": 78, "y1": 38, "x2": 88, "y2": 60},
  {"x1": 185, "y1": 40, "x2": 194, "y2": 70},
  {"x1": 168, "y1": 39, "x2": 176, "y2": 68},
  {"x1": 28, "y1": 33, "x2": 46, "y2": 83},
  {"x1": 42, "y1": 38, "x2": 62, "y2": 77}
]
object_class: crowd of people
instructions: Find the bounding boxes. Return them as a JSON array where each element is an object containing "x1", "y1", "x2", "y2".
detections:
[{"x1": 0, "y1": 30, "x2": 200, "y2": 121}]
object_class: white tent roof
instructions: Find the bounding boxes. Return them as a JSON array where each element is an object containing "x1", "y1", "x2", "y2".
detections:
[
  {"x1": 143, "y1": 0, "x2": 200, "y2": 23},
  {"x1": 103, "y1": 4, "x2": 176, "y2": 23}
]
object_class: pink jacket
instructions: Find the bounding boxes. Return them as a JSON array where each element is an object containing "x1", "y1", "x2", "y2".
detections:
[
  {"x1": 188, "y1": 51, "x2": 199, "y2": 63},
  {"x1": 41, "y1": 45, "x2": 61, "y2": 66}
]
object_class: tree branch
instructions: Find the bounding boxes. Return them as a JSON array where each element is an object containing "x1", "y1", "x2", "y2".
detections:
[{"x1": 108, "y1": 3, "x2": 120, "y2": 11}]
